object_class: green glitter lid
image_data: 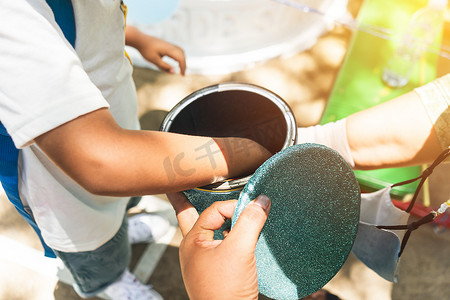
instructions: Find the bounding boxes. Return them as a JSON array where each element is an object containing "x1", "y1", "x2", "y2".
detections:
[{"x1": 232, "y1": 143, "x2": 361, "y2": 300}]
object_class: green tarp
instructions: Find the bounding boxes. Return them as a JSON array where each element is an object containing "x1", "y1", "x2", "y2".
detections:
[{"x1": 320, "y1": 0, "x2": 443, "y2": 196}]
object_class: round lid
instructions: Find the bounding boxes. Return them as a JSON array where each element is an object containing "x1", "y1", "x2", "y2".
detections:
[{"x1": 232, "y1": 143, "x2": 361, "y2": 299}]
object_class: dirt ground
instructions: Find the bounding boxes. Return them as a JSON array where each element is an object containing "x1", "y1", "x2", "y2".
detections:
[{"x1": 0, "y1": 0, "x2": 449, "y2": 299}]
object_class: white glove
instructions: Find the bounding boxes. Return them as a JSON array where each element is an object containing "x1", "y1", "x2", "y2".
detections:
[{"x1": 296, "y1": 118, "x2": 355, "y2": 168}]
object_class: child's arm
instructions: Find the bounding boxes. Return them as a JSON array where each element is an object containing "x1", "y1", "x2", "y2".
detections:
[
  {"x1": 125, "y1": 25, "x2": 186, "y2": 75},
  {"x1": 35, "y1": 108, "x2": 271, "y2": 196}
]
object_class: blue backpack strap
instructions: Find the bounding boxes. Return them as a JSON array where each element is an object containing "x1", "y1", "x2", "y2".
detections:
[
  {"x1": 46, "y1": 0, "x2": 76, "y2": 47},
  {"x1": 0, "y1": 123, "x2": 56, "y2": 257},
  {"x1": 0, "y1": 0, "x2": 76, "y2": 258}
]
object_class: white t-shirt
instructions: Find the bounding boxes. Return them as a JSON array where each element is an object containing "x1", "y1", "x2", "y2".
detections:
[{"x1": 0, "y1": 0, "x2": 139, "y2": 252}]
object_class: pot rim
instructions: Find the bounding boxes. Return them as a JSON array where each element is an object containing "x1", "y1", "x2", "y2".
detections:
[{"x1": 160, "y1": 82, "x2": 297, "y2": 192}]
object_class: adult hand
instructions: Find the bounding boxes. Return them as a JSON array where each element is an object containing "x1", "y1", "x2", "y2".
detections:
[{"x1": 167, "y1": 193, "x2": 271, "y2": 300}]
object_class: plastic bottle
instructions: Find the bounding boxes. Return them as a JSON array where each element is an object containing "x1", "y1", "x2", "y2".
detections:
[{"x1": 382, "y1": 0, "x2": 447, "y2": 88}]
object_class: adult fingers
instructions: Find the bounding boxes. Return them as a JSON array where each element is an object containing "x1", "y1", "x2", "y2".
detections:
[
  {"x1": 166, "y1": 192, "x2": 199, "y2": 236},
  {"x1": 225, "y1": 195, "x2": 271, "y2": 250},
  {"x1": 190, "y1": 200, "x2": 237, "y2": 239}
]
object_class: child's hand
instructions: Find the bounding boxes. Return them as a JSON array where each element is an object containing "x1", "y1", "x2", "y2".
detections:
[
  {"x1": 125, "y1": 26, "x2": 186, "y2": 75},
  {"x1": 137, "y1": 35, "x2": 186, "y2": 75}
]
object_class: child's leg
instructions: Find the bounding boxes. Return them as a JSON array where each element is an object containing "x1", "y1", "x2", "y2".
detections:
[
  {"x1": 126, "y1": 195, "x2": 142, "y2": 210},
  {"x1": 54, "y1": 215, "x2": 131, "y2": 298}
]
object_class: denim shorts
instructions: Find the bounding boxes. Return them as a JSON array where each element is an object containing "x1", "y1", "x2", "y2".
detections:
[{"x1": 54, "y1": 215, "x2": 131, "y2": 298}]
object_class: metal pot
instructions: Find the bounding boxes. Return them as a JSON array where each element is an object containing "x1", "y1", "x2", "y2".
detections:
[{"x1": 160, "y1": 82, "x2": 297, "y2": 235}]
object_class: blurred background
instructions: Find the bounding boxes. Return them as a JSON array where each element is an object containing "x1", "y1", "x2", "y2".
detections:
[{"x1": 1, "y1": 0, "x2": 449, "y2": 299}]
